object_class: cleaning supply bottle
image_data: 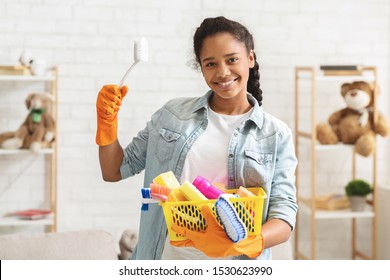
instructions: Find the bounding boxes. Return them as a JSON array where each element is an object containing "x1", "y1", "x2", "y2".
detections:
[{"x1": 192, "y1": 175, "x2": 225, "y2": 199}]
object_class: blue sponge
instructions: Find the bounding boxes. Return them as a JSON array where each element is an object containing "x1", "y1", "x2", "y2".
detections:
[{"x1": 215, "y1": 194, "x2": 247, "y2": 243}]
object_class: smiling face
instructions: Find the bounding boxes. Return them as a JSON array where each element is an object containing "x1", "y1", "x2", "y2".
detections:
[{"x1": 199, "y1": 32, "x2": 255, "y2": 114}]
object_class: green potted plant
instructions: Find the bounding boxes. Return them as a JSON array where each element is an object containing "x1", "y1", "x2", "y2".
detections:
[{"x1": 344, "y1": 179, "x2": 372, "y2": 211}]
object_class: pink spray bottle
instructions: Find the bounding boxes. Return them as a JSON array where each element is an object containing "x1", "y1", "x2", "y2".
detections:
[{"x1": 192, "y1": 175, "x2": 225, "y2": 199}]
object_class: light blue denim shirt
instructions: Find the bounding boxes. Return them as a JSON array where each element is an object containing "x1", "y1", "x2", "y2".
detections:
[{"x1": 120, "y1": 90, "x2": 298, "y2": 260}]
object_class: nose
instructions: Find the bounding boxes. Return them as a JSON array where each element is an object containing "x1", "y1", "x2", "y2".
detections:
[
  {"x1": 216, "y1": 63, "x2": 230, "y2": 78},
  {"x1": 30, "y1": 98, "x2": 42, "y2": 109}
]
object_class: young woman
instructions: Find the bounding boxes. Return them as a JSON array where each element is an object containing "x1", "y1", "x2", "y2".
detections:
[{"x1": 96, "y1": 16, "x2": 298, "y2": 260}]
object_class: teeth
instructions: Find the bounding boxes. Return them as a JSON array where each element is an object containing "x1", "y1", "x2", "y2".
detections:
[{"x1": 218, "y1": 80, "x2": 234, "y2": 87}]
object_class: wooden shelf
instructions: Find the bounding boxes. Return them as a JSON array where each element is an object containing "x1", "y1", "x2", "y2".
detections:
[
  {"x1": 299, "y1": 75, "x2": 376, "y2": 82},
  {"x1": 294, "y1": 65, "x2": 378, "y2": 260},
  {"x1": 315, "y1": 209, "x2": 374, "y2": 219},
  {"x1": 0, "y1": 148, "x2": 54, "y2": 155},
  {"x1": 298, "y1": 202, "x2": 375, "y2": 220},
  {"x1": 0, "y1": 216, "x2": 54, "y2": 227},
  {"x1": 0, "y1": 75, "x2": 55, "y2": 82},
  {"x1": 296, "y1": 67, "x2": 375, "y2": 82},
  {"x1": 298, "y1": 136, "x2": 355, "y2": 151},
  {"x1": 315, "y1": 143, "x2": 354, "y2": 151},
  {"x1": 0, "y1": 65, "x2": 58, "y2": 234}
]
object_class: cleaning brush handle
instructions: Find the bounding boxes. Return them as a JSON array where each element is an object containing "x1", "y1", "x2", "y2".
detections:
[
  {"x1": 119, "y1": 61, "x2": 138, "y2": 88},
  {"x1": 140, "y1": 197, "x2": 161, "y2": 211},
  {"x1": 141, "y1": 198, "x2": 161, "y2": 204},
  {"x1": 118, "y1": 38, "x2": 148, "y2": 88}
]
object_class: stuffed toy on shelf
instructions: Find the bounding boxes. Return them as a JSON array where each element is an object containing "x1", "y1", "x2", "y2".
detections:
[
  {"x1": 316, "y1": 81, "x2": 390, "y2": 157},
  {"x1": 0, "y1": 92, "x2": 55, "y2": 153},
  {"x1": 19, "y1": 50, "x2": 47, "y2": 76}
]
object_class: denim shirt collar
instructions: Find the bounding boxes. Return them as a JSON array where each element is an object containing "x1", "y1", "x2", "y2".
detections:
[{"x1": 192, "y1": 90, "x2": 264, "y2": 129}]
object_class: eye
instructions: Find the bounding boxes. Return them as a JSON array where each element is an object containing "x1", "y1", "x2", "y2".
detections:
[
  {"x1": 204, "y1": 62, "x2": 215, "y2": 68},
  {"x1": 228, "y1": 57, "x2": 238, "y2": 63}
]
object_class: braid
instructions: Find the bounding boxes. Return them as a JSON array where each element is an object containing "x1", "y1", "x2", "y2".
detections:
[
  {"x1": 193, "y1": 16, "x2": 263, "y2": 106},
  {"x1": 248, "y1": 52, "x2": 263, "y2": 106}
]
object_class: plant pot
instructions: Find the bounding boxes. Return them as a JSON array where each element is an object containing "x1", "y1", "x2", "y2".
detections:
[{"x1": 349, "y1": 196, "x2": 366, "y2": 212}]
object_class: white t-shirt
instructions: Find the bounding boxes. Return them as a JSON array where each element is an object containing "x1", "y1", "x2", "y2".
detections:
[{"x1": 161, "y1": 106, "x2": 253, "y2": 260}]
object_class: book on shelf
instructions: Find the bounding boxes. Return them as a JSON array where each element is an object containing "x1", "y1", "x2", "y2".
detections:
[
  {"x1": 315, "y1": 194, "x2": 350, "y2": 210},
  {"x1": 0, "y1": 65, "x2": 32, "y2": 76},
  {"x1": 320, "y1": 65, "x2": 363, "y2": 76},
  {"x1": 12, "y1": 209, "x2": 53, "y2": 220},
  {"x1": 301, "y1": 193, "x2": 350, "y2": 210}
]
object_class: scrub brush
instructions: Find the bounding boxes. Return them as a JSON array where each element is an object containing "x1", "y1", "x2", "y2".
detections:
[
  {"x1": 150, "y1": 183, "x2": 171, "y2": 201},
  {"x1": 119, "y1": 37, "x2": 148, "y2": 87},
  {"x1": 140, "y1": 187, "x2": 160, "y2": 211},
  {"x1": 215, "y1": 194, "x2": 247, "y2": 243}
]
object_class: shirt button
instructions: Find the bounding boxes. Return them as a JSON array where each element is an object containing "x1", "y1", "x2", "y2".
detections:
[{"x1": 229, "y1": 154, "x2": 234, "y2": 158}]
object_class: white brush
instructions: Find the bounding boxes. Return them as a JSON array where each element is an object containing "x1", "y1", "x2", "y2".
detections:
[
  {"x1": 215, "y1": 194, "x2": 248, "y2": 243},
  {"x1": 119, "y1": 37, "x2": 148, "y2": 87}
]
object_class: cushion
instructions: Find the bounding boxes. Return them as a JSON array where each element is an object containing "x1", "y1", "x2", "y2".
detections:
[{"x1": 0, "y1": 229, "x2": 118, "y2": 260}]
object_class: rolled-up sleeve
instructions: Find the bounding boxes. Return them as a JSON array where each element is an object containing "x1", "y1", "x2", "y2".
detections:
[{"x1": 267, "y1": 126, "x2": 298, "y2": 229}]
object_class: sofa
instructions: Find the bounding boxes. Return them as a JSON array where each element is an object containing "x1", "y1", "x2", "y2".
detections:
[
  {"x1": 0, "y1": 229, "x2": 137, "y2": 260},
  {"x1": 0, "y1": 229, "x2": 293, "y2": 260}
]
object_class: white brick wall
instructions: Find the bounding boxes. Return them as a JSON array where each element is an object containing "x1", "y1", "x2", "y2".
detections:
[{"x1": 0, "y1": 0, "x2": 389, "y2": 259}]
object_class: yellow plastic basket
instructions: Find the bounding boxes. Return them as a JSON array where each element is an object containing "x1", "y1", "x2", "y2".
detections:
[{"x1": 161, "y1": 187, "x2": 267, "y2": 241}]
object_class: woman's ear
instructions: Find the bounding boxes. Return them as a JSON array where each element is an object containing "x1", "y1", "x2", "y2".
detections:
[{"x1": 248, "y1": 50, "x2": 255, "y2": 68}]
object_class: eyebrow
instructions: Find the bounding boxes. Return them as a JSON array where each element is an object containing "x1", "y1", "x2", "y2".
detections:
[{"x1": 202, "y1": 52, "x2": 239, "y2": 63}]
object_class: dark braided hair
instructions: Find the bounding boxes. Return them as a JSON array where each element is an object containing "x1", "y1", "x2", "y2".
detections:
[{"x1": 193, "y1": 16, "x2": 263, "y2": 106}]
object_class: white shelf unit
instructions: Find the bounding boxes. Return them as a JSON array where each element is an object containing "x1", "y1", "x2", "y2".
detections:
[
  {"x1": 0, "y1": 67, "x2": 58, "y2": 233},
  {"x1": 294, "y1": 66, "x2": 378, "y2": 260}
]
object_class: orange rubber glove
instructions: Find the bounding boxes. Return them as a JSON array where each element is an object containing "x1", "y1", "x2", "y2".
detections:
[
  {"x1": 170, "y1": 206, "x2": 264, "y2": 258},
  {"x1": 96, "y1": 84, "x2": 128, "y2": 146}
]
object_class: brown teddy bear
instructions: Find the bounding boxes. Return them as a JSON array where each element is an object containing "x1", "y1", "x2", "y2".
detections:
[
  {"x1": 0, "y1": 93, "x2": 55, "y2": 153},
  {"x1": 316, "y1": 81, "x2": 390, "y2": 157}
]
